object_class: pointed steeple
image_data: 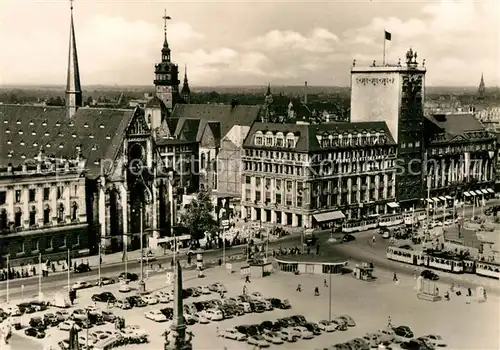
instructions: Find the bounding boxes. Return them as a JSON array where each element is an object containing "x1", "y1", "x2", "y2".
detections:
[
  {"x1": 266, "y1": 83, "x2": 272, "y2": 96},
  {"x1": 181, "y1": 65, "x2": 191, "y2": 104},
  {"x1": 478, "y1": 73, "x2": 485, "y2": 100},
  {"x1": 66, "y1": 0, "x2": 82, "y2": 119},
  {"x1": 161, "y1": 9, "x2": 172, "y2": 63}
]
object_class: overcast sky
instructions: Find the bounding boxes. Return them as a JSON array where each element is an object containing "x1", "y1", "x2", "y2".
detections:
[{"x1": 0, "y1": 0, "x2": 498, "y2": 87}]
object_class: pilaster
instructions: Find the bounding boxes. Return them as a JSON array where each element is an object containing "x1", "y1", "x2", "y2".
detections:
[{"x1": 120, "y1": 182, "x2": 129, "y2": 248}]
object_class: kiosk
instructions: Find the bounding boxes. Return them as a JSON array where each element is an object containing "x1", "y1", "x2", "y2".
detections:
[{"x1": 352, "y1": 262, "x2": 375, "y2": 281}]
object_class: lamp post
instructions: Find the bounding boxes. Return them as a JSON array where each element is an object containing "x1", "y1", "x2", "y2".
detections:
[
  {"x1": 6, "y1": 255, "x2": 9, "y2": 304},
  {"x1": 38, "y1": 253, "x2": 42, "y2": 300},
  {"x1": 67, "y1": 248, "x2": 71, "y2": 292},
  {"x1": 138, "y1": 205, "x2": 146, "y2": 294},
  {"x1": 328, "y1": 271, "x2": 332, "y2": 322}
]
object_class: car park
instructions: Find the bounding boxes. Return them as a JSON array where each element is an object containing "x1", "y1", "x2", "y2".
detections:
[
  {"x1": 278, "y1": 329, "x2": 297, "y2": 342},
  {"x1": 261, "y1": 299, "x2": 273, "y2": 311},
  {"x1": 202, "y1": 309, "x2": 224, "y2": 321},
  {"x1": 419, "y1": 334, "x2": 446, "y2": 348},
  {"x1": 318, "y1": 320, "x2": 337, "y2": 332},
  {"x1": 142, "y1": 295, "x2": 159, "y2": 305},
  {"x1": 247, "y1": 334, "x2": 269, "y2": 347},
  {"x1": 262, "y1": 331, "x2": 284, "y2": 344},
  {"x1": 332, "y1": 318, "x2": 348, "y2": 331},
  {"x1": 145, "y1": 310, "x2": 168, "y2": 322},
  {"x1": 221, "y1": 328, "x2": 247, "y2": 341},
  {"x1": 91, "y1": 292, "x2": 116, "y2": 303},
  {"x1": 154, "y1": 291, "x2": 170, "y2": 303},
  {"x1": 29, "y1": 316, "x2": 46, "y2": 329}
]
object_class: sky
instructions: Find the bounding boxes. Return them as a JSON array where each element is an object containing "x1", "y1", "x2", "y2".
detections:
[{"x1": 0, "y1": 0, "x2": 498, "y2": 87}]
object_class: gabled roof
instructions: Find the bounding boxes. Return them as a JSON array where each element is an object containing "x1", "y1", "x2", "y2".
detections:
[
  {"x1": 425, "y1": 113, "x2": 493, "y2": 143},
  {"x1": 171, "y1": 104, "x2": 262, "y2": 137},
  {"x1": 0, "y1": 105, "x2": 135, "y2": 177},
  {"x1": 243, "y1": 121, "x2": 395, "y2": 152}
]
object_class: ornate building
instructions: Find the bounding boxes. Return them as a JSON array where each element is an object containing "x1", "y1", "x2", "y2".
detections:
[
  {"x1": 241, "y1": 121, "x2": 398, "y2": 229},
  {"x1": 350, "y1": 49, "x2": 426, "y2": 209},
  {"x1": 423, "y1": 113, "x2": 496, "y2": 201}
]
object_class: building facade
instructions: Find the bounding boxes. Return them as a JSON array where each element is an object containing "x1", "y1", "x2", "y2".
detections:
[
  {"x1": 350, "y1": 49, "x2": 426, "y2": 209},
  {"x1": 240, "y1": 121, "x2": 398, "y2": 229}
]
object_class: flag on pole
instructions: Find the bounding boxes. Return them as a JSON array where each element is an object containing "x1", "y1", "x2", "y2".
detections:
[{"x1": 385, "y1": 30, "x2": 392, "y2": 41}]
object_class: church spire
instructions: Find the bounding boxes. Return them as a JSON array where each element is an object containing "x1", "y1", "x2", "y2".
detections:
[
  {"x1": 266, "y1": 83, "x2": 272, "y2": 96},
  {"x1": 478, "y1": 72, "x2": 485, "y2": 100},
  {"x1": 66, "y1": 0, "x2": 82, "y2": 119},
  {"x1": 161, "y1": 10, "x2": 172, "y2": 62},
  {"x1": 181, "y1": 64, "x2": 191, "y2": 104}
]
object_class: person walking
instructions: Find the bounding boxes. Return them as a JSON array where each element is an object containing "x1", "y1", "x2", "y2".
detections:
[
  {"x1": 314, "y1": 286, "x2": 320, "y2": 296},
  {"x1": 324, "y1": 279, "x2": 328, "y2": 287},
  {"x1": 296, "y1": 284, "x2": 302, "y2": 292},
  {"x1": 393, "y1": 273, "x2": 398, "y2": 282},
  {"x1": 245, "y1": 275, "x2": 251, "y2": 283}
]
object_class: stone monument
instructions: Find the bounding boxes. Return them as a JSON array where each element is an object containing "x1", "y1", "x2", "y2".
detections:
[{"x1": 164, "y1": 261, "x2": 193, "y2": 350}]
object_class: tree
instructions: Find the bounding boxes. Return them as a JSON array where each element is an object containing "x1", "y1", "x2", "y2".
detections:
[{"x1": 179, "y1": 191, "x2": 218, "y2": 241}]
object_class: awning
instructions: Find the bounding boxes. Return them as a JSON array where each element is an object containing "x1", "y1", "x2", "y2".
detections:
[
  {"x1": 445, "y1": 195, "x2": 453, "y2": 200},
  {"x1": 464, "y1": 192, "x2": 471, "y2": 196},
  {"x1": 487, "y1": 188, "x2": 495, "y2": 194},
  {"x1": 425, "y1": 198, "x2": 433, "y2": 203},
  {"x1": 432, "y1": 197, "x2": 439, "y2": 202},
  {"x1": 313, "y1": 211, "x2": 345, "y2": 222},
  {"x1": 481, "y1": 189, "x2": 489, "y2": 194},
  {"x1": 387, "y1": 202, "x2": 399, "y2": 209},
  {"x1": 475, "y1": 190, "x2": 483, "y2": 196},
  {"x1": 439, "y1": 196, "x2": 446, "y2": 201}
]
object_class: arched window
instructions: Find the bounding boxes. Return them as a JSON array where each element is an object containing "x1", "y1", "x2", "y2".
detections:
[
  {"x1": 14, "y1": 207, "x2": 22, "y2": 227},
  {"x1": 265, "y1": 131, "x2": 273, "y2": 146},
  {"x1": 201, "y1": 153, "x2": 206, "y2": 169},
  {"x1": 254, "y1": 131, "x2": 263, "y2": 146},
  {"x1": 286, "y1": 133, "x2": 295, "y2": 148},
  {"x1": 276, "y1": 132, "x2": 284, "y2": 147},
  {"x1": 72, "y1": 202, "x2": 78, "y2": 221},
  {"x1": 29, "y1": 206, "x2": 36, "y2": 226},
  {"x1": 57, "y1": 203, "x2": 64, "y2": 223},
  {"x1": 43, "y1": 204, "x2": 50, "y2": 225}
]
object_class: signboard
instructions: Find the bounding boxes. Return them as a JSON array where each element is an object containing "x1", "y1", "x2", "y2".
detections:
[{"x1": 221, "y1": 219, "x2": 230, "y2": 229}]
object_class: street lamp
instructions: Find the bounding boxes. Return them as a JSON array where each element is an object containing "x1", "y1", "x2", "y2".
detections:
[
  {"x1": 138, "y1": 205, "x2": 146, "y2": 294},
  {"x1": 5, "y1": 255, "x2": 9, "y2": 304}
]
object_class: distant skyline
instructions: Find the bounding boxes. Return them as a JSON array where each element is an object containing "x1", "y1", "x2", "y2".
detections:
[{"x1": 0, "y1": 0, "x2": 498, "y2": 87}]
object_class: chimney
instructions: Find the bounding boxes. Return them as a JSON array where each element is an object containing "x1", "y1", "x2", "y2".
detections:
[
  {"x1": 231, "y1": 99, "x2": 239, "y2": 109},
  {"x1": 304, "y1": 81, "x2": 308, "y2": 105}
]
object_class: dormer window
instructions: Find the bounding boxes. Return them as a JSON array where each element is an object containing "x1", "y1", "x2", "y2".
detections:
[
  {"x1": 33, "y1": 142, "x2": 38, "y2": 147},
  {"x1": 42, "y1": 120, "x2": 47, "y2": 126},
  {"x1": 20, "y1": 140, "x2": 25, "y2": 146},
  {"x1": 7, "y1": 140, "x2": 11, "y2": 145},
  {"x1": 84, "y1": 123, "x2": 89, "y2": 128},
  {"x1": 69, "y1": 122, "x2": 74, "y2": 127},
  {"x1": 89, "y1": 134, "x2": 94, "y2": 139},
  {"x1": 99, "y1": 124, "x2": 105, "y2": 129},
  {"x1": 255, "y1": 136, "x2": 263, "y2": 146},
  {"x1": 18, "y1": 130, "x2": 23, "y2": 135},
  {"x1": 72, "y1": 133, "x2": 77, "y2": 138},
  {"x1": 46, "y1": 143, "x2": 51, "y2": 148},
  {"x1": 3, "y1": 120, "x2": 7, "y2": 124},
  {"x1": 5, "y1": 129, "x2": 9, "y2": 134},
  {"x1": 94, "y1": 160, "x2": 99, "y2": 165},
  {"x1": 44, "y1": 132, "x2": 49, "y2": 136},
  {"x1": 91, "y1": 145, "x2": 98, "y2": 151},
  {"x1": 16, "y1": 120, "x2": 21, "y2": 125},
  {"x1": 105, "y1": 135, "x2": 111, "y2": 140},
  {"x1": 31, "y1": 131, "x2": 36, "y2": 136},
  {"x1": 58, "y1": 143, "x2": 64, "y2": 148},
  {"x1": 29, "y1": 121, "x2": 34, "y2": 126},
  {"x1": 55, "y1": 121, "x2": 61, "y2": 127},
  {"x1": 21, "y1": 154, "x2": 26, "y2": 159},
  {"x1": 7, "y1": 153, "x2": 12, "y2": 158},
  {"x1": 58, "y1": 133, "x2": 64, "y2": 137}
]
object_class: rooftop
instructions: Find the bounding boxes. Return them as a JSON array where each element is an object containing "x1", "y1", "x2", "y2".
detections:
[{"x1": 275, "y1": 254, "x2": 347, "y2": 264}]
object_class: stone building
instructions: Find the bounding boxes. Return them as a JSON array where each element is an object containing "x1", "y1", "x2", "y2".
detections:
[{"x1": 240, "y1": 121, "x2": 398, "y2": 229}]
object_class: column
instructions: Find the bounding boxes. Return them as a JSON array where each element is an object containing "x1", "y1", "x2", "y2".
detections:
[
  {"x1": 356, "y1": 177, "x2": 361, "y2": 203},
  {"x1": 51, "y1": 184, "x2": 57, "y2": 224},
  {"x1": 22, "y1": 186, "x2": 29, "y2": 229},
  {"x1": 271, "y1": 210, "x2": 277, "y2": 223},
  {"x1": 6, "y1": 186, "x2": 14, "y2": 223},
  {"x1": 260, "y1": 208, "x2": 265, "y2": 223},
  {"x1": 346, "y1": 178, "x2": 352, "y2": 204},
  {"x1": 441, "y1": 159, "x2": 446, "y2": 188},
  {"x1": 120, "y1": 182, "x2": 129, "y2": 247},
  {"x1": 383, "y1": 174, "x2": 388, "y2": 200},
  {"x1": 64, "y1": 182, "x2": 71, "y2": 223},
  {"x1": 292, "y1": 213, "x2": 298, "y2": 227},
  {"x1": 250, "y1": 207, "x2": 256, "y2": 221},
  {"x1": 281, "y1": 212, "x2": 287, "y2": 226},
  {"x1": 37, "y1": 185, "x2": 44, "y2": 226},
  {"x1": 98, "y1": 178, "x2": 108, "y2": 248}
]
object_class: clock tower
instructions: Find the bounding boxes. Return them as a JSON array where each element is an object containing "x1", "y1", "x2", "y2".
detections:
[{"x1": 154, "y1": 10, "x2": 180, "y2": 114}]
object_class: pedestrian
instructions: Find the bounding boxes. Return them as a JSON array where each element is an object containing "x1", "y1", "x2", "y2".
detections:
[
  {"x1": 436, "y1": 287, "x2": 439, "y2": 295},
  {"x1": 296, "y1": 284, "x2": 302, "y2": 292},
  {"x1": 450, "y1": 283, "x2": 455, "y2": 292},
  {"x1": 314, "y1": 286, "x2": 320, "y2": 296},
  {"x1": 393, "y1": 273, "x2": 398, "y2": 282},
  {"x1": 483, "y1": 289, "x2": 487, "y2": 300},
  {"x1": 468, "y1": 287, "x2": 472, "y2": 297},
  {"x1": 324, "y1": 279, "x2": 328, "y2": 287},
  {"x1": 372, "y1": 235, "x2": 376, "y2": 243},
  {"x1": 243, "y1": 285, "x2": 248, "y2": 295},
  {"x1": 444, "y1": 291, "x2": 450, "y2": 301},
  {"x1": 245, "y1": 275, "x2": 251, "y2": 283}
]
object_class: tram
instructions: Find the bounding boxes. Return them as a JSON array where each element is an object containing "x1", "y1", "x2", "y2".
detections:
[
  {"x1": 379, "y1": 213, "x2": 404, "y2": 228},
  {"x1": 403, "y1": 209, "x2": 427, "y2": 226},
  {"x1": 386, "y1": 246, "x2": 425, "y2": 265},
  {"x1": 342, "y1": 214, "x2": 379, "y2": 233},
  {"x1": 475, "y1": 261, "x2": 500, "y2": 279},
  {"x1": 425, "y1": 252, "x2": 465, "y2": 273}
]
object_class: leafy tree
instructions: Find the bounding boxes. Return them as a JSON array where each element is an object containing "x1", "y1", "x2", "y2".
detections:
[{"x1": 179, "y1": 191, "x2": 218, "y2": 241}]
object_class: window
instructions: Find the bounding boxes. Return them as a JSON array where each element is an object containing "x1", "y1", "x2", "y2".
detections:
[
  {"x1": 15, "y1": 190, "x2": 21, "y2": 203},
  {"x1": 276, "y1": 179, "x2": 282, "y2": 190},
  {"x1": 276, "y1": 138, "x2": 284, "y2": 147},
  {"x1": 0, "y1": 209, "x2": 7, "y2": 230},
  {"x1": 29, "y1": 206, "x2": 36, "y2": 226},
  {"x1": 0, "y1": 191, "x2": 5, "y2": 205},
  {"x1": 415, "y1": 141, "x2": 421, "y2": 147},
  {"x1": 297, "y1": 195, "x2": 303, "y2": 207},
  {"x1": 255, "y1": 177, "x2": 261, "y2": 187},
  {"x1": 265, "y1": 178, "x2": 271, "y2": 188},
  {"x1": 255, "y1": 136, "x2": 263, "y2": 146},
  {"x1": 72, "y1": 202, "x2": 78, "y2": 220},
  {"x1": 43, "y1": 188, "x2": 50, "y2": 201},
  {"x1": 29, "y1": 189, "x2": 36, "y2": 202},
  {"x1": 47, "y1": 237, "x2": 53, "y2": 249},
  {"x1": 286, "y1": 194, "x2": 292, "y2": 206},
  {"x1": 57, "y1": 203, "x2": 64, "y2": 223},
  {"x1": 14, "y1": 208, "x2": 22, "y2": 227},
  {"x1": 255, "y1": 192, "x2": 261, "y2": 202},
  {"x1": 286, "y1": 181, "x2": 293, "y2": 191},
  {"x1": 265, "y1": 136, "x2": 273, "y2": 146},
  {"x1": 245, "y1": 176, "x2": 251, "y2": 184},
  {"x1": 276, "y1": 193, "x2": 282, "y2": 204},
  {"x1": 32, "y1": 238, "x2": 39, "y2": 252},
  {"x1": 57, "y1": 186, "x2": 64, "y2": 199},
  {"x1": 245, "y1": 189, "x2": 251, "y2": 201},
  {"x1": 43, "y1": 205, "x2": 50, "y2": 225}
]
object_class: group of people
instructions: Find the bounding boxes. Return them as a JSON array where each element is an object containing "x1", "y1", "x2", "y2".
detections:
[
  {"x1": 0, "y1": 258, "x2": 81, "y2": 281},
  {"x1": 295, "y1": 278, "x2": 329, "y2": 296},
  {"x1": 443, "y1": 283, "x2": 487, "y2": 301},
  {"x1": 273, "y1": 243, "x2": 321, "y2": 257}
]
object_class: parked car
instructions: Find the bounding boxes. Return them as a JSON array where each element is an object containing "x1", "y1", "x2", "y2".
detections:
[
  {"x1": 25, "y1": 327, "x2": 46, "y2": 338},
  {"x1": 202, "y1": 309, "x2": 224, "y2": 321},
  {"x1": 291, "y1": 326, "x2": 314, "y2": 339},
  {"x1": 145, "y1": 310, "x2": 168, "y2": 322},
  {"x1": 332, "y1": 318, "x2": 348, "y2": 331},
  {"x1": 72, "y1": 281, "x2": 91, "y2": 290},
  {"x1": 154, "y1": 291, "x2": 170, "y2": 303},
  {"x1": 96, "y1": 277, "x2": 115, "y2": 285},
  {"x1": 160, "y1": 307, "x2": 174, "y2": 320},
  {"x1": 291, "y1": 315, "x2": 307, "y2": 326},
  {"x1": 208, "y1": 282, "x2": 227, "y2": 293},
  {"x1": 419, "y1": 334, "x2": 446, "y2": 347},
  {"x1": 115, "y1": 299, "x2": 132, "y2": 310},
  {"x1": 318, "y1": 320, "x2": 336, "y2": 332},
  {"x1": 92, "y1": 292, "x2": 116, "y2": 303},
  {"x1": 43, "y1": 313, "x2": 60, "y2": 327},
  {"x1": 74, "y1": 264, "x2": 91, "y2": 273},
  {"x1": 303, "y1": 322, "x2": 321, "y2": 335},
  {"x1": 260, "y1": 320, "x2": 281, "y2": 332},
  {"x1": 222, "y1": 328, "x2": 247, "y2": 341},
  {"x1": 421, "y1": 270, "x2": 440, "y2": 280},
  {"x1": 118, "y1": 272, "x2": 139, "y2": 281},
  {"x1": 262, "y1": 331, "x2": 284, "y2": 344},
  {"x1": 401, "y1": 339, "x2": 433, "y2": 350},
  {"x1": 142, "y1": 295, "x2": 159, "y2": 305},
  {"x1": 199, "y1": 286, "x2": 211, "y2": 294},
  {"x1": 250, "y1": 292, "x2": 263, "y2": 299},
  {"x1": 339, "y1": 315, "x2": 356, "y2": 327},
  {"x1": 126, "y1": 296, "x2": 147, "y2": 308},
  {"x1": 393, "y1": 325, "x2": 414, "y2": 343},
  {"x1": 247, "y1": 334, "x2": 269, "y2": 347},
  {"x1": 29, "y1": 317, "x2": 46, "y2": 329},
  {"x1": 342, "y1": 234, "x2": 356, "y2": 242},
  {"x1": 70, "y1": 309, "x2": 88, "y2": 321},
  {"x1": 118, "y1": 281, "x2": 131, "y2": 293},
  {"x1": 100, "y1": 310, "x2": 117, "y2": 323},
  {"x1": 137, "y1": 252, "x2": 156, "y2": 262},
  {"x1": 278, "y1": 329, "x2": 298, "y2": 342},
  {"x1": 377, "y1": 328, "x2": 396, "y2": 343},
  {"x1": 29, "y1": 300, "x2": 48, "y2": 312},
  {"x1": 58, "y1": 321, "x2": 81, "y2": 331}
]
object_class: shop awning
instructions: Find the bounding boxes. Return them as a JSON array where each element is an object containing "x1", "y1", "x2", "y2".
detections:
[
  {"x1": 445, "y1": 195, "x2": 453, "y2": 200},
  {"x1": 432, "y1": 197, "x2": 439, "y2": 202},
  {"x1": 425, "y1": 198, "x2": 433, "y2": 203},
  {"x1": 387, "y1": 202, "x2": 399, "y2": 209},
  {"x1": 487, "y1": 188, "x2": 495, "y2": 194},
  {"x1": 464, "y1": 192, "x2": 471, "y2": 196},
  {"x1": 439, "y1": 196, "x2": 446, "y2": 201},
  {"x1": 313, "y1": 211, "x2": 345, "y2": 222},
  {"x1": 475, "y1": 190, "x2": 483, "y2": 196},
  {"x1": 481, "y1": 189, "x2": 489, "y2": 194}
]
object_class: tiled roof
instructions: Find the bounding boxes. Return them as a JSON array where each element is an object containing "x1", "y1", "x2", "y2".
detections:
[
  {"x1": 0, "y1": 105, "x2": 135, "y2": 177},
  {"x1": 145, "y1": 96, "x2": 164, "y2": 108},
  {"x1": 171, "y1": 104, "x2": 262, "y2": 138},
  {"x1": 426, "y1": 113, "x2": 485, "y2": 135},
  {"x1": 176, "y1": 119, "x2": 201, "y2": 141},
  {"x1": 243, "y1": 121, "x2": 395, "y2": 152}
]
